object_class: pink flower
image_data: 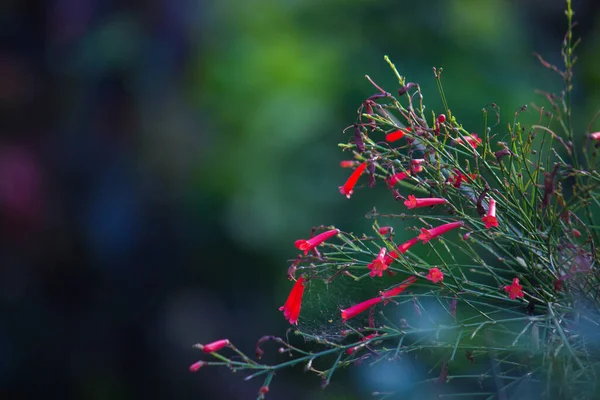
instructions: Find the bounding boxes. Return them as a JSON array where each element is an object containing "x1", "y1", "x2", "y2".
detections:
[
  {"x1": 201, "y1": 339, "x2": 230, "y2": 353},
  {"x1": 295, "y1": 229, "x2": 340, "y2": 255},
  {"x1": 189, "y1": 361, "x2": 206, "y2": 372},
  {"x1": 504, "y1": 278, "x2": 524, "y2": 299},
  {"x1": 386, "y1": 171, "x2": 410, "y2": 187},
  {"x1": 367, "y1": 247, "x2": 389, "y2": 278},
  {"x1": 386, "y1": 127, "x2": 412, "y2": 142},
  {"x1": 339, "y1": 162, "x2": 367, "y2": 198},
  {"x1": 279, "y1": 276, "x2": 306, "y2": 325},
  {"x1": 590, "y1": 132, "x2": 600, "y2": 140},
  {"x1": 341, "y1": 297, "x2": 382, "y2": 321},
  {"x1": 418, "y1": 221, "x2": 464, "y2": 244},
  {"x1": 426, "y1": 267, "x2": 444, "y2": 283},
  {"x1": 481, "y1": 198, "x2": 499, "y2": 229},
  {"x1": 404, "y1": 195, "x2": 447, "y2": 209}
]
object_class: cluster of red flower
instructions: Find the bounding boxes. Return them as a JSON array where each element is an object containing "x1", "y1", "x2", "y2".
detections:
[{"x1": 278, "y1": 120, "x2": 522, "y2": 326}]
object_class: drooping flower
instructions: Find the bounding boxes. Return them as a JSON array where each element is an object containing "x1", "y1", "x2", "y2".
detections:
[
  {"x1": 189, "y1": 361, "x2": 207, "y2": 372},
  {"x1": 481, "y1": 198, "x2": 499, "y2": 229},
  {"x1": 295, "y1": 229, "x2": 340, "y2": 255},
  {"x1": 341, "y1": 296, "x2": 382, "y2": 321},
  {"x1": 455, "y1": 133, "x2": 482, "y2": 148},
  {"x1": 590, "y1": 132, "x2": 600, "y2": 141},
  {"x1": 279, "y1": 276, "x2": 306, "y2": 325},
  {"x1": 367, "y1": 247, "x2": 389, "y2": 278},
  {"x1": 386, "y1": 171, "x2": 410, "y2": 187},
  {"x1": 426, "y1": 267, "x2": 444, "y2": 283},
  {"x1": 418, "y1": 221, "x2": 464, "y2": 244},
  {"x1": 504, "y1": 278, "x2": 524, "y2": 299},
  {"x1": 339, "y1": 162, "x2": 367, "y2": 198},
  {"x1": 381, "y1": 276, "x2": 417, "y2": 303},
  {"x1": 404, "y1": 195, "x2": 448, "y2": 209},
  {"x1": 340, "y1": 160, "x2": 357, "y2": 168},
  {"x1": 200, "y1": 339, "x2": 230, "y2": 353},
  {"x1": 385, "y1": 127, "x2": 412, "y2": 142}
]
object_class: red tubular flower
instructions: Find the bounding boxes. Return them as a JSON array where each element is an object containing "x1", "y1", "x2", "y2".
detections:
[
  {"x1": 481, "y1": 198, "x2": 499, "y2": 229},
  {"x1": 339, "y1": 162, "x2": 367, "y2": 198},
  {"x1": 383, "y1": 249, "x2": 399, "y2": 265},
  {"x1": 455, "y1": 133, "x2": 482, "y2": 148},
  {"x1": 426, "y1": 267, "x2": 444, "y2": 283},
  {"x1": 437, "y1": 114, "x2": 446, "y2": 123},
  {"x1": 404, "y1": 195, "x2": 447, "y2": 209},
  {"x1": 341, "y1": 296, "x2": 382, "y2": 321},
  {"x1": 295, "y1": 229, "x2": 340, "y2": 255},
  {"x1": 201, "y1": 339, "x2": 230, "y2": 353},
  {"x1": 368, "y1": 247, "x2": 389, "y2": 278},
  {"x1": 590, "y1": 132, "x2": 600, "y2": 140},
  {"x1": 386, "y1": 171, "x2": 410, "y2": 187},
  {"x1": 504, "y1": 278, "x2": 524, "y2": 299},
  {"x1": 381, "y1": 276, "x2": 417, "y2": 303},
  {"x1": 279, "y1": 276, "x2": 306, "y2": 325},
  {"x1": 189, "y1": 361, "x2": 206, "y2": 373},
  {"x1": 572, "y1": 229, "x2": 581, "y2": 238},
  {"x1": 397, "y1": 237, "x2": 419, "y2": 254},
  {"x1": 340, "y1": 160, "x2": 357, "y2": 168},
  {"x1": 418, "y1": 221, "x2": 464, "y2": 244},
  {"x1": 385, "y1": 127, "x2": 412, "y2": 142}
]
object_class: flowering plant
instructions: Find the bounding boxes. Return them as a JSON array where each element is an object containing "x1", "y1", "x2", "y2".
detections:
[{"x1": 190, "y1": 2, "x2": 600, "y2": 398}]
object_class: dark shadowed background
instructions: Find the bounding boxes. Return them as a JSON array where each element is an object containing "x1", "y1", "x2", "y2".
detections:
[{"x1": 2, "y1": 0, "x2": 600, "y2": 399}]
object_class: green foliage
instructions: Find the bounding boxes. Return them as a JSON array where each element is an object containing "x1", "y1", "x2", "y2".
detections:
[{"x1": 191, "y1": 1, "x2": 600, "y2": 398}]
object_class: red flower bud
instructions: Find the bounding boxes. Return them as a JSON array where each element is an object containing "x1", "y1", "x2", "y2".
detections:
[
  {"x1": 189, "y1": 361, "x2": 206, "y2": 372},
  {"x1": 200, "y1": 339, "x2": 230, "y2": 353}
]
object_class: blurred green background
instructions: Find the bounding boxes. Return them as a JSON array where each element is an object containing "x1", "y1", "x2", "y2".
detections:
[{"x1": 2, "y1": 0, "x2": 600, "y2": 399}]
